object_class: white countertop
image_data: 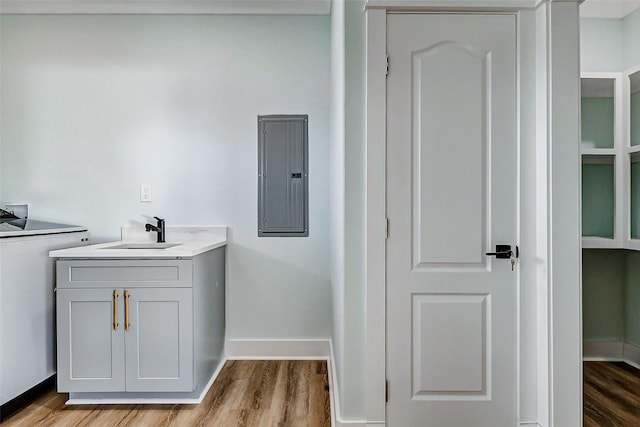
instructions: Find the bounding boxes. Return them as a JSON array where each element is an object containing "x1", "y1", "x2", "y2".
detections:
[{"x1": 49, "y1": 226, "x2": 227, "y2": 258}]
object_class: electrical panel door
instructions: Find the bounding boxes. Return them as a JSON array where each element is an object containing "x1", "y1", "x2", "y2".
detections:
[{"x1": 258, "y1": 115, "x2": 309, "y2": 237}]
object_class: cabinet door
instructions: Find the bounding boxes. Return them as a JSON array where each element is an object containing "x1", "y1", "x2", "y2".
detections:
[
  {"x1": 124, "y1": 288, "x2": 193, "y2": 392},
  {"x1": 56, "y1": 288, "x2": 125, "y2": 392}
]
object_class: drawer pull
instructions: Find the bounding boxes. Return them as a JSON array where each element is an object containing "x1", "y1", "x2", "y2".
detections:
[
  {"x1": 113, "y1": 289, "x2": 118, "y2": 331},
  {"x1": 113, "y1": 290, "x2": 119, "y2": 331},
  {"x1": 124, "y1": 290, "x2": 131, "y2": 332}
]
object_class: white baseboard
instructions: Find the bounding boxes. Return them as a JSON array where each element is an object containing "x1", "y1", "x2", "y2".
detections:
[
  {"x1": 327, "y1": 340, "x2": 369, "y2": 427},
  {"x1": 623, "y1": 342, "x2": 640, "y2": 368},
  {"x1": 583, "y1": 340, "x2": 640, "y2": 369},
  {"x1": 583, "y1": 340, "x2": 624, "y2": 360},
  {"x1": 225, "y1": 339, "x2": 330, "y2": 359}
]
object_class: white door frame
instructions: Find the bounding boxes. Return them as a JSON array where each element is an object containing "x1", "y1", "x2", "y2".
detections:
[{"x1": 364, "y1": 2, "x2": 582, "y2": 426}]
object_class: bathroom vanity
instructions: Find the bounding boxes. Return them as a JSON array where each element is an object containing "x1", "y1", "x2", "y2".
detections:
[{"x1": 49, "y1": 226, "x2": 226, "y2": 404}]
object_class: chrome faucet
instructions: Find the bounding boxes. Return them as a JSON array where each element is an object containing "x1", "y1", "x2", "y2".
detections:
[{"x1": 145, "y1": 216, "x2": 166, "y2": 243}]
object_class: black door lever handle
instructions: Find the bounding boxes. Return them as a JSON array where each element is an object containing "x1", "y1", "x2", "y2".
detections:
[
  {"x1": 486, "y1": 250, "x2": 512, "y2": 257},
  {"x1": 485, "y1": 244, "x2": 515, "y2": 259}
]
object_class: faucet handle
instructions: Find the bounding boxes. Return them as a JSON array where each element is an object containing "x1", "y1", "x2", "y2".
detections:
[{"x1": 154, "y1": 216, "x2": 164, "y2": 222}]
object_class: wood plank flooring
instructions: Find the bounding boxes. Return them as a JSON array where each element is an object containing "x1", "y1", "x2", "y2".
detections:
[
  {"x1": 11, "y1": 359, "x2": 639, "y2": 426},
  {"x1": 1, "y1": 360, "x2": 331, "y2": 427},
  {"x1": 584, "y1": 361, "x2": 640, "y2": 427}
]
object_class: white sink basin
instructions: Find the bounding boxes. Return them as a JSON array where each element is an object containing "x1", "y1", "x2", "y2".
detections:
[{"x1": 104, "y1": 243, "x2": 181, "y2": 250}]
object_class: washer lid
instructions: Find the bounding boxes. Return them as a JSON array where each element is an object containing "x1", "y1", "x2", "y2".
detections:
[
  {"x1": 0, "y1": 208, "x2": 19, "y2": 223},
  {"x1": 0, "y1": 219, "x2": 86, "y2": 237}
]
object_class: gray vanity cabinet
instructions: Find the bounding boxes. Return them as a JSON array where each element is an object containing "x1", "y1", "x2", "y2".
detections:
[{"x1": 56, "y1": 260, "x2": 195, "y2": 393}]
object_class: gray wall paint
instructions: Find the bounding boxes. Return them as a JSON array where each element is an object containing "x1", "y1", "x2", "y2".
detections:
[
  {"x1": 582, "y1": 250, "x2": 625, "y2": 341},
  {"x1": 0, "y1": 14, "x2": 332, "y2": 340},
  {"x1": 625, "y1": 251, "x2": 640, "y2": 346},
  {"x1": 582, "y1": 250, "x2": 640, "y2": 347}
]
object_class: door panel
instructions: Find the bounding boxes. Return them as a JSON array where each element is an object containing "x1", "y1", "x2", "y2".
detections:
[
  {"x1": 56, "y1": 288, "x2": 125, "y2": 392},
  {"x1": 412, "y1": 294, "x2": 488, "y2": 398},
  {"x1": 412, "y1": 42, "x2": 488, "y2": 269},
  {"x1": 124, "y1": 288, "x2": 193, "y2": 392},
  {"x1": 386, "y1": 14, "x2": 517, "y2": 426}
]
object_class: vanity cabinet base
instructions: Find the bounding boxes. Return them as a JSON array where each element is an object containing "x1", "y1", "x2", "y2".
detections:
[{"x1": 55, "y1": 246, "x2": 225, "y2": 402}]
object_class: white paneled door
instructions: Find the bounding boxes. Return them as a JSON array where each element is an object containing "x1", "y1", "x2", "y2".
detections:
[{"x1": 386, "y1": 14, "x2": 518, "y2": 427}]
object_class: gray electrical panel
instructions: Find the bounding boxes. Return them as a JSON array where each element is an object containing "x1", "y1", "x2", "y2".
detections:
[{"x1": 258, "y1": 115, "x2": 308, "y2": 237}]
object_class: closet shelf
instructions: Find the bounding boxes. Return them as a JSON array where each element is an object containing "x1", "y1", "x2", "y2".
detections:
[
  {"x1": 581, "y1": 68, "x2": 640, "y2": 251},
  {"x1": 581, "y1": 148, "x2": 616, "y2": 156},
  {"x1": 582, "y1": 237, "x2": 621, "y2": 249}
]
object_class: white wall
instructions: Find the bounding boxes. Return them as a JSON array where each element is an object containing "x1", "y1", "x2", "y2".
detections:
[
  {"x1": 342, "y1": 0, "x2": 366, "y2": 419},
  {"x1": 581, "y1": 11, "x2": 640, "y2": 72},
  {"x1": 0, "y1": 14, "x2": 332, "y2": 339},
  {"x1": 623, "y1": 8, "x2": 640, "y2": 69},
  {"x1": 329, "y1": 0, "x2": 347, "y2": 417},
  {"x1": 330, "y1": 0, "x2": 366, "y2": 421},
  {"x1": 580, "y1": 18, "x2": 623, "y2": 72}
]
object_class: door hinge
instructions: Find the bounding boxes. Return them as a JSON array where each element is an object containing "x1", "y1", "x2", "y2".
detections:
[
  {"x1": 385, "y1": 54, "x2": 389, "y2": 77},
  {"x1": 386, "y1": 379, "x2": 389, "y2": 403},
  {"x1": 385, "y1": 218, "x2": 389, "y2": 239}
]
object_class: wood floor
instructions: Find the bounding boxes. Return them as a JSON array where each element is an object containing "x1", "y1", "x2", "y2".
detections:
[
  {"x1": 10, "y1": 359, "x2": 640, "y2": 426},
  {"x1": 1, "y1": 360, "x2": 331, "y2": 427},
  {"x1": 584, "y1": 361, "x2": 640, "y2": 427}
]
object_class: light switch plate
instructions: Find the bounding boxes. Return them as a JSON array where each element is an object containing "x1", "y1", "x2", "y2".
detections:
[{"x1": 140, "y1": 184, "x2": 152, "y2": 202}]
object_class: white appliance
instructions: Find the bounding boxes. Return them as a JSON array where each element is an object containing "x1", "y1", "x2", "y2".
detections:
[{"x1": 0, "y1": 209, "x2": 88, "y2": 420}]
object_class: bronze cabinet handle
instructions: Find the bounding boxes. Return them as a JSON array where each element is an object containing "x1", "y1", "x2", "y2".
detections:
[
  {"x1": 124, "y1": 290, "x2": 131, "y2": 332},
  {"x1": 113, "y1": 290, "x2": 119, "y2": 331}
]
